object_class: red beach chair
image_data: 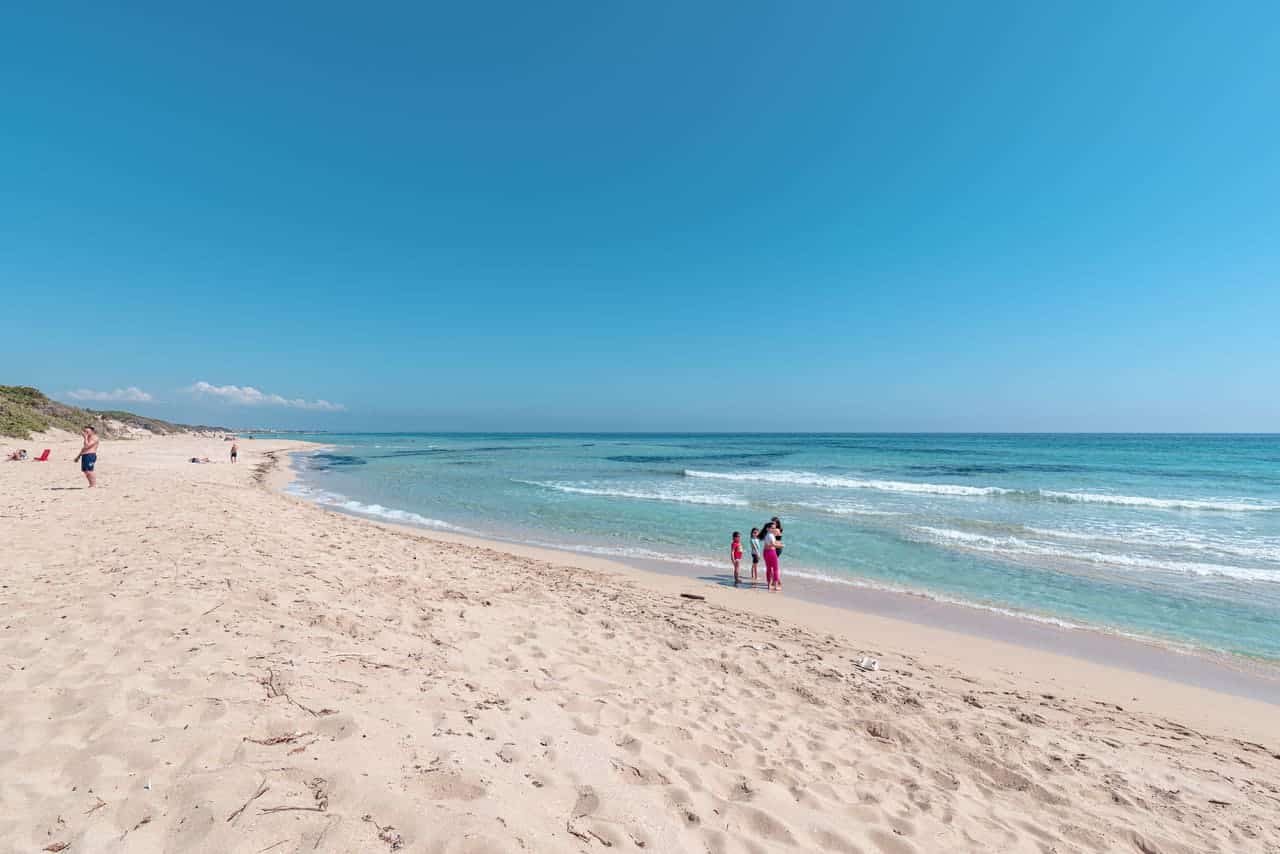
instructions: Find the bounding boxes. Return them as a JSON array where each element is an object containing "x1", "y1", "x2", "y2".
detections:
[{"x1": 34, "y1": 449, "x2": 51, "y2": 462}]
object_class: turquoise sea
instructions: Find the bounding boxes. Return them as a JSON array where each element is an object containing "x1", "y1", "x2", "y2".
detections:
[{"x1": 284, "y1": 434, "x2": 1280, "y2": 661}]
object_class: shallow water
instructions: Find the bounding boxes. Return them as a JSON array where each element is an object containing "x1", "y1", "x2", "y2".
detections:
[{"x1": 285, "y1": 433, "x2": 1280, "y2": 661}]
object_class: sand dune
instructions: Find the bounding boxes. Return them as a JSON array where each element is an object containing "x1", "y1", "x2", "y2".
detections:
[{"x1": 1, "y1": 435, "x2": 1277, "y2": 852}]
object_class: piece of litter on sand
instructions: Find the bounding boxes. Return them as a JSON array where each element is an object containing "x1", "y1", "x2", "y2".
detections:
[
  {"x1": 855, "y1": 657, "x2": 879, "y2": 672},
  {"x1": 680, "y1": 593, "x2": 706, "y2": 600}
]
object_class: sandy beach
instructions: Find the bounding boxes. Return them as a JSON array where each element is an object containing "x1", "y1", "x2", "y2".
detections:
[{"x1": 2, "y1": 433, "x2": 1278, "y2": 853}]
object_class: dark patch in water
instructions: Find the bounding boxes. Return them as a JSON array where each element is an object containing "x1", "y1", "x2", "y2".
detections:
[
  {"x1": 904, "y1": 463, "x2": 1091, "y2": 476},
  {"x1": 607, "y1": 451, "x2": 791, "y2": 465},
  {"x1": 801, "y1": 440, "x2": 997, "y2": 456},
  {"x1": 1115, "y1": 466, "x2": 1280, "y2": 485},
  {"x1": 308, "y1": 453, "x2": 367, "y2": 469},
  {"x1": 378, "y1": 449, "x2": 452, "y2": 459}
]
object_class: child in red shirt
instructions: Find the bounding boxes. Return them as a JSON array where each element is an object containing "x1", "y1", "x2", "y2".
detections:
[{"x1": 730, "y1": 531, "x2": 743, "y2": 586}]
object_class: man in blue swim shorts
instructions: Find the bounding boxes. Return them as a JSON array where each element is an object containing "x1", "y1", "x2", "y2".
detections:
[{"x1": 75, "y1": 425, "x2": 99, "y2": 488}]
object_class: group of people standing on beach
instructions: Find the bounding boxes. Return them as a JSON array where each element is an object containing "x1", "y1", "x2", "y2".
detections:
[{"x1": 730, "y1": 516, "x2": 784, "y2": 592}]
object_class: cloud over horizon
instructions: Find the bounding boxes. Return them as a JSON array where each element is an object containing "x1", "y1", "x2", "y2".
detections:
[
  {"x1": 65, "y1": 386, "x2": 154, "y2": 403},
  {"x1": 186, "y1": 381, "x2": 344, "y2": 411}
]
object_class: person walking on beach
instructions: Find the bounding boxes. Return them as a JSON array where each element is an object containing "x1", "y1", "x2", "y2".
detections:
[
  {"x1": 230, "y1": 441, "x2": 239, "y2": 463},
  {"x1": 730, "y1": 531, "x2": 743, "y2": 586},
  {"x1": 74, "y1": 425, "x2": 99, "y2": 488},
  {"x1": 749, "y1": 527, "x2": 762, "y2": 588},
  {"x1": 762, "y1": 521, "x2": 782, "y2": 592}
]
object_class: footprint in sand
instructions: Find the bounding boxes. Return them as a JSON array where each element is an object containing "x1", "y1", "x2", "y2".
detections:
[
  {"x1": 611, "y1": 757, "x2": 671, "y2": 785},
  {"x1": 868, "y1": 827, "x2": 920, "y2": 853},
  {"x1": 809, "y1": 826, "x2": 866, "y2": 853},
  {"x1": 419, "y1": 769, "x2": 487, "y2": 801}
]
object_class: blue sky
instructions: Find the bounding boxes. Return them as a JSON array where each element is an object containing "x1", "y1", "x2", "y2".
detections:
[{"x1": 3, "y1": 2, "x2": 1278, "y2": 431}]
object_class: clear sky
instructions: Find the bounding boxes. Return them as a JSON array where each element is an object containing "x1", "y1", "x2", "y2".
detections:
[{"x1": 3, "y1": 2, "x2": 1278, "y2": 431}]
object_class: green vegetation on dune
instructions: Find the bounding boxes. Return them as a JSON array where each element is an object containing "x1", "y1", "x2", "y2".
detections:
[
  {"x1": 90, "y1": 409, "x2": 227, "y2": 436},
  {"x1": 0, "y1": 385, "x2": 226, "y2": 440},
  {"x1": 0, "y1": 386, "x2": 88, "y2": 439}
]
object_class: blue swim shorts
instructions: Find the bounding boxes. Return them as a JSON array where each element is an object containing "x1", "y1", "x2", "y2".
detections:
[{"x1": 81, "y1": 453, "x2": 97, "y2": 472}]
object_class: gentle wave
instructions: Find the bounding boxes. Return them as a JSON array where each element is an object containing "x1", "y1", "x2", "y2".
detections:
[
  {"x1": 514, "y1": 479, "x2": 749, "y2": 507},
  {"x1": 1021, "y1": 525, "x2": 1280, "y2": 564},
  {"x1": 793, "y1": 500, "x2": 902, "y2": 517},
  {"x1": 289, "y1": 484, "x2": 475, "y2": 532},
  {"x1": 685, "y1": 469, "x2": 1280, "y2": 512},
  {"x1": 913, "y1": 526, "x2": 1279, "y2": 583},
  {"x1": 1036, "y1": 491, "x2": 1278, "y2": 512},
  {"x1": 685, "y1": 469, "x2": 1006, "y2": 496}
]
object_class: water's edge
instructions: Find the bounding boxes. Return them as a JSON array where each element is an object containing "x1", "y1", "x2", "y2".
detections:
[{"x1": 281, "y1": 449, "x2": 1280, "y2": 706}]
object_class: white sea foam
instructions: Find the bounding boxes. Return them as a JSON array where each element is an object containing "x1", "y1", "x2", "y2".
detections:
[
  {"x1": 1037, "y1": 490, "x2": 1280, "y2": 512},
  {"x1": 684, "y1": 469, "x2": 1280, "y2": 512},
  {"x1": 289, "y1": 484, "x2": 474, "y2": 532},
  {"x1": 684, "y1": 469, "x2": 1007, "y2": 496},
  {"x1": 1021, "y1": 525, "x2": 1280, "y2": 564},
  {"x1": 794, "y1": 500, "x2": 902, "y2": 517},
  {"x1": 514, "y1": 479, "x2": 749, "y2": 507},
  {"x1": 913, "y1": 526, "x2": 1280, "y2": 583}
]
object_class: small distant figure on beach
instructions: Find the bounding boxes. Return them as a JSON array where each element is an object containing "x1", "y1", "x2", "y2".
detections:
[
  {"x1": 730, "y1": 531, "x2": 743, "y2": 585},
  {"x1": 74, "y1": 426, "x2": 98, "y2": 487},
  {"x1": 230, "y1": 442, "x2": 239, "y2": 463},
  {"x1": 762, "y1": 521, "x2": 781, "y2": 592},
  {"x1": 189, "y1": 457, "x2": 212, "y2": 464},
  {"x1": 749, "y1": 527, "x2": 761, "y2": 587},
  {"x1": 5, "y1": 449, "x2": 28, "y2": 461}
]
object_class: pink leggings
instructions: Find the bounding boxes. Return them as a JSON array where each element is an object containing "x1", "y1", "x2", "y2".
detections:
[{"x1": 764, "y1": 549, "x2": 780, "y2": 586}]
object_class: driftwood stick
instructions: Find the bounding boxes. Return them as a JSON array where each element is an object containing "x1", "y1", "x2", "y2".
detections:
[{"x1": 227, "y1": 781, "x2": 269, "y2": 823}]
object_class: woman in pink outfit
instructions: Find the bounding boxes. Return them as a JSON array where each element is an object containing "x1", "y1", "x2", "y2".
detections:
[{"x1": 761, "y1": 522, "x2": 781, "y2": 591}]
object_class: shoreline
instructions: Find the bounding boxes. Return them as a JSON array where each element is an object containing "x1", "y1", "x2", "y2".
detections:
[
  {"x1": 280, "y1": 451, "x2": 1280, "y2": 709},
  {"x1": 275, "y1": 450, "x2": 1280, "y2": 732}
]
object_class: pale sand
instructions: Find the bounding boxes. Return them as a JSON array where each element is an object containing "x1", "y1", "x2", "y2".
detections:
[{"x1": 2, "y1": 434, "x2": 1278, "y2": 853}]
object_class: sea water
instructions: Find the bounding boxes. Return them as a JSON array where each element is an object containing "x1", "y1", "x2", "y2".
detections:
[{"x1": 284, "y1": 433, "x2": 1280, "y2": 661}]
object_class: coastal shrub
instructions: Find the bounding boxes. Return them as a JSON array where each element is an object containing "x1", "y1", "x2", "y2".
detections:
[{"x1": 0, "y1": 385, "x2": 225, "y2": 439}]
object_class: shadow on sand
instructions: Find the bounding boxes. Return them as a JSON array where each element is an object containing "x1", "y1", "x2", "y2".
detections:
[{"x1": 697, "y1": 573, "x2": 767, "y2": 590}]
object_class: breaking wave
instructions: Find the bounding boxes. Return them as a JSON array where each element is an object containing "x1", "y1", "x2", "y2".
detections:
[
  {"x1": 912, "y1": 526, "x2": 1279, "y2": 583},
  {"x1": 684, "y1": 470, "x2": 1280, "y2": 512},
  {"x1": 514, "y1": 479, "x2": 749, "y2": 507}
]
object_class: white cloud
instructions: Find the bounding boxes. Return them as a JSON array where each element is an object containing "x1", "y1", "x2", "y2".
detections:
[
  {"x1": 65, "y1": 386, "x2": 154, "y2": 403},
  {"x1": 186, "y1": 381, "x2": 344, "y2": 411}
]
